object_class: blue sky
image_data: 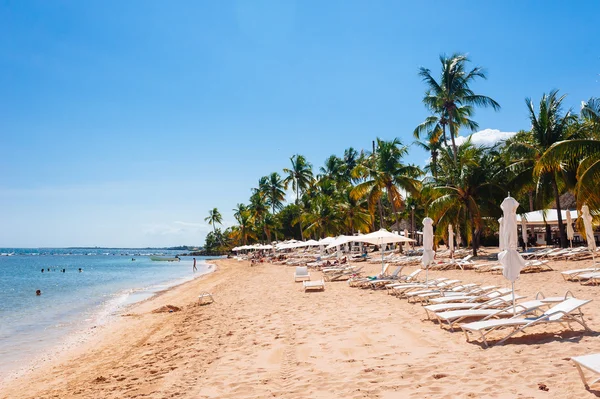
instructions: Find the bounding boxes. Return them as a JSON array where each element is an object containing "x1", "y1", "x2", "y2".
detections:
[{"x1": 0, "y1": 1, "x2": 598, "y2": 247}]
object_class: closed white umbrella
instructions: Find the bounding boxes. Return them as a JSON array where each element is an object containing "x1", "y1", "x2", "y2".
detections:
[
  {"x1": 448, "y1": 224, "x2": 454, "y2": 259},
  {"x1": 457, "y1": 226, "x2": 462, "y2": 247},
  {"x1": 582, "y1": 205, "x2": 596, "y2": 264},
  {"x1": 497, "y1": 196, "x2": 526, "y2": 315},
  {"x1": 498, "y1": 217, "x2": 504, "y2": 253},
  {"x1": 521, "y1": 218, "x2": 528, "y2": 251},
  {"x1": 422, "y1": 217, "x2": 435, "y2": 282},
  {"x1": 566, "y1": 210, "x2": 574, "y2": 248}
]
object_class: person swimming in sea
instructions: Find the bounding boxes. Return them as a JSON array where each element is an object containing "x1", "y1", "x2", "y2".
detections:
[
  {"x1": 36, "y1": 289, "x2": 41, "y2": 296},
  {"x1": 41, "y1": 269, "x2": 44, "y2": 273},
  {"x1": 78, "y1": 268, "x2": 82, "y2": 272}
]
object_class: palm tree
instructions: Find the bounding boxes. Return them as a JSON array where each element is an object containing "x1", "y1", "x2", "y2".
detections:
[
  {"x1": 527, "y1": 90, "x2": 576, "y2": 248},
  {"x1": 339, "y1": 188, "x2": 371, "y2": 235},
  {"x1": 418, "y1": 53, "x2": 500, "y2": 163},
  {"x1": 205, "y1": 208, "x2": 223, "y2": 240},
  {"x1": 351, "y1": 138, "x2": 421, "y2": 230},
  {"x1": 264, "y1": 172, "x2": 286, "y2": 215},
  {"x1": 283, "y1": 154, "x2": 314, "y2": 239},
  {"x1": 414, "y1": 125, "x2": 443, "y2": 178},
  {"x1": 233, "y1": 203, "x2": 252, "y2": 245},
  {"x1": 430, "y1": 141, "x2": 505, "y2": 256}
]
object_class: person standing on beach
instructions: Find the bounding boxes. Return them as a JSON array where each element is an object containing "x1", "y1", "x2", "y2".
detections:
[{"x1": 193, "y1": 257, "x2": 197, "y2": 272}]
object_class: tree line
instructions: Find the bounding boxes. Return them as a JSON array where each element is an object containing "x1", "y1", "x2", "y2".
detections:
[{"x1": 203, "y1": 53, "x2": 600, "y2": 256}]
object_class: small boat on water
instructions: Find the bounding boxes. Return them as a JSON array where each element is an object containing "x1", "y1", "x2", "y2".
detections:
[{"x1": 149, "y1": 256, "x2": 180, "y2": 262}]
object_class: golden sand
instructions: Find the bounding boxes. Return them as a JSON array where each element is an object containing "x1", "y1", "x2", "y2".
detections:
[{"x1": 1, "y1": 257, "x2": 599, "y2": 398}]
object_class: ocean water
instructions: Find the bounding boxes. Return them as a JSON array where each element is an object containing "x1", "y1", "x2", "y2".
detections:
[{"x1": 0, "y1": 249, "x2": 218, "y2": 379}]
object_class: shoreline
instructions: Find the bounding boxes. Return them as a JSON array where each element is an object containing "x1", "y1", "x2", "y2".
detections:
[
  {"x1": 0, "y1": 259, "x2": 218, "y2": 386},
  {"x1": 2, "y1": 257, "x2": 599, "y2": 398}
]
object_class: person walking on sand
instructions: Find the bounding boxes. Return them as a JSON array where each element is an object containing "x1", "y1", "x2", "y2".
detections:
[{"x1": 193, "y1": 257, "x2": 197, "y2": 273}]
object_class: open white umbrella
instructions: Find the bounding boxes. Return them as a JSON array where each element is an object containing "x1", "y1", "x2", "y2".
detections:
[
  {"x1": 422, "y1": 218, "x2": 435, "y2": 282},
  {"x1": 355, "y1": 229, "x2": 414, "y2": 274},
  {"x1": 566, "y1": 210, "x2": 574, "y2": 248},
  {"x1": 521, "y1": 218, "x2": 528, "y2": 252},
  {"x1": 582, "y1": 205, "x2": 596, "y2": 264},
  {"x1": 448, "y1": 224, "x2": 454, "y2": 259},
  {"x1": 497, "y1": 196, "x2": 526, "y2": 315}
]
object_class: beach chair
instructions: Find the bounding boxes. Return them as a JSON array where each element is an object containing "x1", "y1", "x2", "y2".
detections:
[
  {"x1": 428, "y1": 287, "x2": 512, "y2": 305},
  {"x1": 389, "y1": 277, "x2": 449, "y2": 297},
  {"x1": 423, "y1": 293, "x2": 523, "y2": 320},
  {"x1": 294, "y1": 266, "x2": 311, "y2": 282},
  {"x1": 358, "y1": 266, "x2": 405, "y2": 289},
  {"x1": 571, "y1": 353, "x2": 600, "y2": 389},
  {"x1": 303, "y1": 280, "x2": 325, "y2": 292},
  {"x1": 561, "y1": 268, "x2": 599, "y2": 281},
  {"x1": 434, "y1": 300, "x2": 545, "y2": 331},
  {"x1": 460, "y1": 298, "x2": 592, "y2": 347}
]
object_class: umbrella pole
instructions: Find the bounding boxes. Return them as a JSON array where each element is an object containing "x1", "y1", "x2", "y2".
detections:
[
  {"x1": 381, "y1": 245, "x2": 384, "y2": 275},
  {"x1": 512, "y1": 281, "x2": 516, "y2": 316}
]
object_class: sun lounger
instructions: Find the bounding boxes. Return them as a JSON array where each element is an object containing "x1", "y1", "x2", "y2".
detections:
[
  {"x1": 561, "y1": 268, "x2": 599, "y2": 282},
  {"x1": 571, "y1": 353, "x2": 600, "y2": 389},
  {"x1": 423, "y1": 293, "x2": 523, "y2": 319},
  {"x1": 434, "y1": 300, "x2": 546, "y2": 331},
  {"x1": 428, "y1": 287, "x2": 512, "y2": 304},
  {"x1": 294, "y1": 266, "x2": 311, "y2": 282},
  {"x1": 460, "y1": 298, "x2": 592, "y2": 347},
  {"x1": 389, "y1": 277, "x2": 449, "y2": 297},
  {"x1": 303, "y1": 280, "x2": 325, "y2": 292}
]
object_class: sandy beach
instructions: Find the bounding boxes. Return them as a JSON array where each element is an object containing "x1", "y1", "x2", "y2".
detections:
[{"x1": 1, "y1": 256, "x2": 599, "y2": 398}]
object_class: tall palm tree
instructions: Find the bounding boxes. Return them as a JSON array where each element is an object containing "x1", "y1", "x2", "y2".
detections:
[
  {"x1": 430, "y1": 141, "x2": 505, "y2": 256},
  {"x1": 264, "y1": 172, "x2": 286, "y2": 215},
  {"x1": 418, "y1": 53, "x2": 500, "y2": 163},
  {"x1": 339, "y1": 188, "x2": 371, "y2": 235},
  {"x1": 527, "y1": 90, "x2": 576, "y2": 248},
  {"x1": 233, "y1": 203, "x2": 252, "y2": 245},
  {"x1": 205, "y1": 208, "x2": 223, "y2": 239},
  {"x1": 283, "y1": 154, "x2": 314, "y2": 240},
  {"x1": 351, "y1": 138, "x2": 421, "y2": 230}
]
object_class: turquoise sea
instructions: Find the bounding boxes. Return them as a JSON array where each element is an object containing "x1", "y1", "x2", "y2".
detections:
[{"x1": 0, "y1": 248, "x2": 218, "y2": 379}]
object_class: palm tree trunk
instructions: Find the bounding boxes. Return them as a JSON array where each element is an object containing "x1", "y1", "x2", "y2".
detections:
[
  {"x1": 448, "y1": 123, "x2": 458, "y2": 165},
  {"x1": 377, "y1": 198, "x2": 384, "y2": 229},
  {"x1": 296, "y1": 185, "x2": 304, "y2": 241},
  {"x1": 469, "y1": 211, "x2": 478, "y2": 257},
  {"x1": 551, "y1": 176, "x2": 567, "y2": 248},
  {"x1": 431, "y1": 150, "x2": 438, "y2": 178},
  {"x1": 528, "y1": 190, "x2": 534, "y2": 212}
]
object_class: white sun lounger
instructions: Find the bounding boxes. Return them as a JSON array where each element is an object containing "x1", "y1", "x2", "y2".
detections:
[
  {"x1": 428, "y1": 287, "x2": 512, "y2": 304},
  {"x1": 434, "y1": 300, "x2": 546, "y2": 331},
  {"x1": 303, "y1": 280, "x2": 325, "y2": 292},
  {"x1": 572, "y1": 353, "x2": 600, "y2": 389},
  {"x1": 294, "y1": 266, "x2": 311, "y2": 282},
  {"x1": 423, "y1": 293, "x2": 523, "y2": 319},
  {"x1": 561, "y1": 268, "x2": 599, "y2": 281},
  {"x1": 460, "y1": 298, "x2": 592, "y2": 347}
]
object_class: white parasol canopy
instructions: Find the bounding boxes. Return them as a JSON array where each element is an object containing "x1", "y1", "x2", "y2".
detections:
[
  {"x1": 422, "y1": 217, "x2": 435, "y2": 282},
  {"x1": 352, "y1": 229, "x2": 414, "y2": 274},
  {"x1": 566, "y1": 210, "x2": 574, "y2": 246},
  {"x1": 498, "y1": 217, "x2": 504, "y2": 253},
  {"x1": 497, "y1": 196, "x2": 526, "y2": 314},
  {"x1": 448, "y1": 224, "x2": 454, "y2": 256},
  {"x1": 325, "y1": 235, "x2": 354, "y2": 250},
  {"x1": 318, "y1": 236, "x2": 335, "y2": 245},
  {"x1": 581, "y1": 205, "x2": 596, "y2": 254}
]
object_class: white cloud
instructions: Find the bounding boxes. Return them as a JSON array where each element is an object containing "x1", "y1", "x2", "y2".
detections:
[{"x1": 453, "y1": 129, "x2": 516, "y2": 147}]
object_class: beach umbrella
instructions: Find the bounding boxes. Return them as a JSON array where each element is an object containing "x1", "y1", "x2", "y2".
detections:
[
  {"x1": 448, "y1": 224, "x2": 454, "y2": 259},
  {"x1": 521, "y1": 218, "x2": 528, "y2": 252},
  {"x1": 422, "y1": 218, "x2": 435, "y2": 283},
  {"x1": 457, "y1": 226, "x2": 462, "y2": 247},
  {"x1": 354, "y1": 229, "x2": 414, "y2": 274},
  {"x1": 498, "y1": 217, "x2": 504, "y2": 253},
  {"x1": 566, "y1": 210, "x2": 574, "y2": 248},
  {"x1": 497, "y1": 196, "x2": 526, "y2": 315},
  {"x1": 581, "y1": 205, "x2": 596, "y2": 263}
]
